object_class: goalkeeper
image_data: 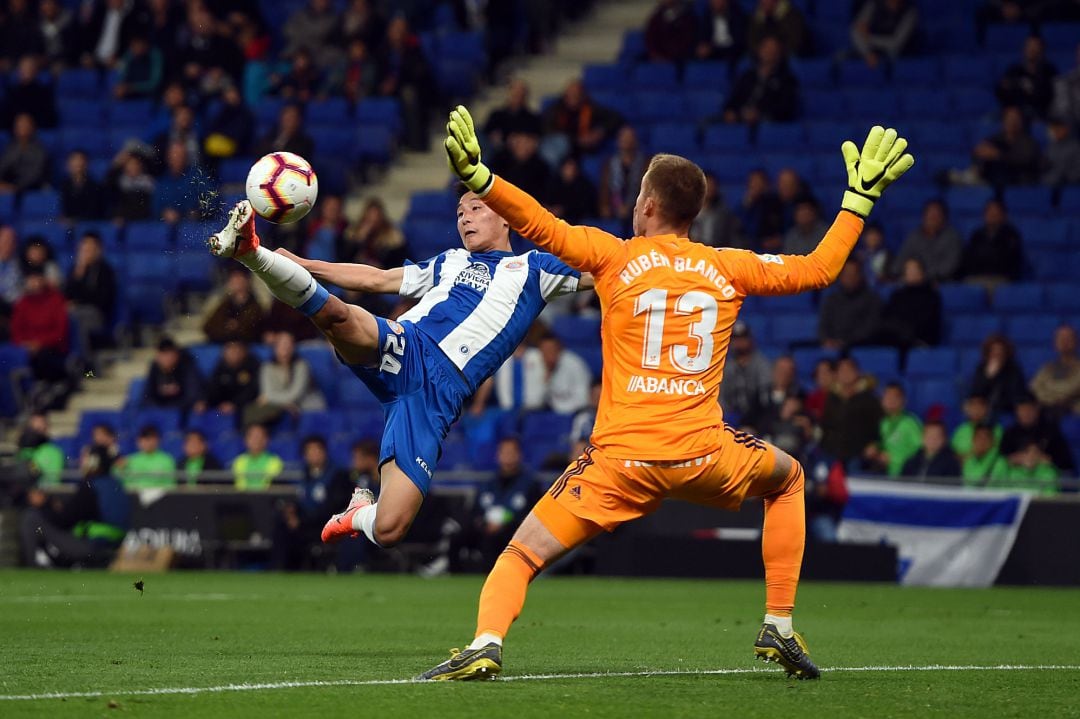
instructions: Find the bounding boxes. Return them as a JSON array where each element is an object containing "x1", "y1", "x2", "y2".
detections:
[{"x1": 418, "y1": 110, "x2": 913, "y2": 682}]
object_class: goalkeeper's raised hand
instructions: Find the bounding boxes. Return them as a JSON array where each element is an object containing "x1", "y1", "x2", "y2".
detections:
[
  {"x1": 445, "y1": 105, "x2": 493, "y2": 196},
  {"x1": 840, "y1": 125, "x2": 915, "y2": 218}
]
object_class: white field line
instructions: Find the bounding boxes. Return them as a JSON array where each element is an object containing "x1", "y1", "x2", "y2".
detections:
[{"x1": 2, "y1": 665, "x2": 1078, "y2": 702}]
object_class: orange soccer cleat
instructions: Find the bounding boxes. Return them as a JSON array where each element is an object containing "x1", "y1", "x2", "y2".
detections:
[
  {"x1": 320, "y1": 487, "x2": 375, "y2": 544},
  {"x1": 207, "y1": 200, "x2": 260, "y2": 258}
]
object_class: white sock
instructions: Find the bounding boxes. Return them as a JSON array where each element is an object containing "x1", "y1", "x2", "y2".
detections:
[
  {"x1": 237, "y1": 247, "x2": 327, "y2": 315},
  {"x1": 352, "y1": 503, "x2": 379, "y2": 544},
  {"x1": 469, "y1": 633, "x2": 503, "y2": 649},
  {"x1": 765, "y1": 614, "x2": 793, "y2": 638}
]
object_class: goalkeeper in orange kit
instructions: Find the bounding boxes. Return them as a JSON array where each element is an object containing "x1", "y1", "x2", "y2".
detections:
[{"x1": 418, "y1": 107, "x2": 914, "y2": 681}]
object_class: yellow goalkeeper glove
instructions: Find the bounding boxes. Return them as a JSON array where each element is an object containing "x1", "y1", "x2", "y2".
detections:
[
  {"x1": 840, "y1": 125, "x2": 915, "y2": 218},
  {"x1": 445, "y1": 105, "x2": 493, "y2": 196}
]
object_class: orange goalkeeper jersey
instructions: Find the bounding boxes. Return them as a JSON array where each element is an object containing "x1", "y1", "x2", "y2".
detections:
[{"x1": 483, "y1": 177, "x2": 865, "y2": 460}]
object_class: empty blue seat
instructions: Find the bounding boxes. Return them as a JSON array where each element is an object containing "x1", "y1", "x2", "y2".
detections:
[
  {"x1": 78, "y1": 409, "x2": 123, "y2": 442},
  {"x1": 126, "y1": 221, "x2": 173, "y2": 248},
  {"x1": 307, "y1": 97, "x2": 350, "y2": 123},
  {"x1": 939, "y1": 284, "x2": 987, "y2": 312},
  {"x1": 771, "y1": 313, "x2": 818, "y2": 346},
  {"x1": 618, "y1": 30, "x2": 646, "y2": 64},
  {"x1": 107, "y1": 99, "x2": 154, "y2": 124},
  {"x1": 684, "y1": 90, "x2": 724, "y2": 120},
  {"x1": 648, "y1": 122, "x2": 698, "y2": 153},
  {"x1": 950, "y1": 87, "x2": 996, "y2": 115},
  {"x1": 1002, "y1": 186, "x2": 1053, "y2": 214},
  {"x1": 909, "y1": 378, "x2": 962, "y2": 416},
  {"x1": 521, "y1": 411, "x2": 573, "y2": 445},
  {"x1": 985, "y1": 24, "x2": 1029, "y2": 52},
  {"x1": 583, "y1": 63, "x2": 625, "y2": 92},
  {"x1": 1018, "y1": 218, "x2": 1070, "y2": 248},
  {"x1": 73, "y1": 222, "x2": 121, "y2": 249},
  {"x1": 843, "y1": 89, "x2": 899, "y2": 120},
  {"x1": 899, "y1": 89, "x2": 951, "y2": 119},
  {"x1": 337, "y1": 379, "x2": 381, "y2": 410},
  {"x1": 947, "y1": 186, "x2": 995, "y2": 214},
  {"x1": 187, "y1": 410, "x2": 238, "y2": 436},
  {"x1": 754, "y1": 293, "x2": 814, "y2": 312},
  {"x1": 629, "y1": 92, "x2": 686, "y2": 123},
  {"x1": 57, "y1": 69, "x2": 100, "y2": 98},
  {"x1": 298, "y1": 410, "x2": 344, "y2": 438},
  {"x1": 1005, "y1": 315, "x2": 1061, "y2": 345},
  {"x1": 703, "y1": 124, "x2": 751, "y2": 151},
  {"x1": 791, "y1": 58, "x2": 833, "y2": 88},
  {"x1": 683, "y1": 62, "x2": 729, "y2": 91},
  {"x1": 551, "y1": 316, "x2": 601, "y2": 347},
  {"x1": 124, "y1": 378, "x2": 146, "y2": 411},
  {"x1": 756, "y1": 123, "x2": 805, "y2": 149},
  {"x1": 1046, "y1": 284, "x2": 1080, "y2": 312},
  {"x1": 837, "y1": 61, "x2": 888, "y2": 87},
  {"x1": 850, "y1": 346, "x2": 900, "y2": 380},
  {"x1": 947, "y1": 313, "x2": 1002, "y2": 344},
  {"x1": 352, "y1": 125, "x2": 393, "y2": 163},
  {"x1": 131, "y1": 408, "x2": 182, "y2": 435},
  {"x1": 993, "y1": 284, "x2": 1044, "y2": 312},
  {"x1": 58, "y1": 99, "x2": 104, "y2": 128},
  {"x1": 631, "y1": 63, "x2": 677, "y2": 88},
  {"x1": 698, "y1": 152, "x2": 759, "y2": 183},
  {"x1": 126, "y1": 252, "x2": 175, "y2": 283},
  {"x1": 355, "y1": 98, "x2": 401, "y2": 133},
  {"x1": 802, "y1": 89, "x2": 847, "y2": 119},
  {"x1": 344, "y1": 408, "x2": 384, "y2": 437},
  {"x1": 905, "y1": 347, "x2": 959, "y2": 378},
  {"x1": 19, "y1": 190, "x2": 59, "y2": 221},
  {"x1": 1042, "y1": 23, "x2": 1080, "y2": 49},
  {"x1": 943, "y1": 56, "x2": 992, "y2": 84},
  {"x1": 407, "y1": 190, "x2": 458, "y2": 220},
  {"x1": 1018, "y1": 346, "x2": 1055, "y2": 379},
  {"x1": 806, "y1": 120, "x2": 859, "y2": 148},
  {"x1": 187, "y1": 344, "x2": 221, "y2": 377},
  {"x1": 297, "y1": 346, "x2": 337, "y2": 397},
  {"x1": 0, "y1": 193, "x2": 14, "y2": 223},
  {"x1": 311, "y1": 126, "x2": 354, "y2": 156},
  {"x1": 892, "y1": 58, "x2": 939, "y2": 85}
]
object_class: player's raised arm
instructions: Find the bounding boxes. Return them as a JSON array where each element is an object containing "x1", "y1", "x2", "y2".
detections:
[
  {"x1": 274, "y1": 248, "x2": 405, "y2": 294},
  {"x1": 725, "y1": 126, "x2": 915, "y2": 296},
  {"x1": 444, "y1": 105, "x2": 623, "y2": 276}
]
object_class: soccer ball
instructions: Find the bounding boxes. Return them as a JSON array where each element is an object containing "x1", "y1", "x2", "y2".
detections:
[{"x1": 245, "y1": 152, "x2": 318, "y2": 223}]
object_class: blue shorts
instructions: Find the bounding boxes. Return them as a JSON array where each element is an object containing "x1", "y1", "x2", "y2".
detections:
[{"x1": 345, "y1": 317, "x2": 472, "y2": 496}]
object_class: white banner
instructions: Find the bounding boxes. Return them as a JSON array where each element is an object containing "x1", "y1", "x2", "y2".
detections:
[{"x1": 837, "y1": 478, "x2": 1031, "y2": 587}]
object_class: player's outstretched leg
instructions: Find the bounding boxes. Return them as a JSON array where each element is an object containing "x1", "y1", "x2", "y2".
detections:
[
  {"x1": 322, "y1": 461, "x2": 423, "y2": 548},
  {"x1": 751, "y1": 455, "x2": 820, "y2": 680}
]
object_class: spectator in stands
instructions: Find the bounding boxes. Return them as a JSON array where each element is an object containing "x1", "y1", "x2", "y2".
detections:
[
  {"x1": 696, "y1": 0, "x2": 746, "y2": 62},
  {"x1": 107, "y1": 152, "x2": 155, "y2": 222},
  {"x1": 255, "y1": 104, "x2": 315, "y2": 160},
  {"x1": 0, "y1": 114, "x2": 50, "y2": 194},
  {"x1": 645, "y1": 0, "x2": 699, "y2": 64},
  {"x1": 959, "y1": 199, "x2": 1024, "y2": 287},
  {"x1": 119, "y1": 425, "x2": 177, "y2": 489},
  {"x1": 484, "y1": 334, "x2": 591, "y2": 415},
  {"x1": 39, "y1": 0, "x2": 74, "y2": 69},
  {"x1": 952, "y1": 392, "x2": 1003, "y2": 459},
  {"x1": 377, "y1": 15, "x2": 435, "y2": 152},
  {"x1": 743, "y1": 355, "x2": 803, "y2": 435},
  {"x1": 723, "y1": 34, "x2": 799, "y2": 124},
  {"x1": 0, "y1": 0, "x2": 45, "y2": 71},
  {"x1": 337, "y1": 37, "x2": 378, "y2": 102},
  {"x1": 901, "y1": 421, "x2": 961, "y2": 478},
  {"x1": 1000, "y1": 395, "x2": 1076, "y2": 473},
  {"x1": 692, "y1": 172, "x2": 745, "y2": 248},
  {"x1": 783, "y1": 197, "x2": 827, "y2": 255},
  {"x1": 988, "y1": 439, "x2": 1059, "y2": 494},
  {"x1": 175, "y1": 4, "x2": 244, "y2": 87},
  {"x1": 820, "y1": 356, "x2": 882, "y2": 465},
  {"x1": 273, "y1": 435, "x2": 350, "y2": 571},
  {"x1": 962, "y1": 424, "x2": 1004, "y2": 486},
  {"x1": 1042, "y1": 116, "x2": 1080, "y2": 187},
  {"x1": 179, "y1": 429, "x2": 223, "y2": 485},
  {"x1": 232, "y1": 423, "x2": 283, "y2": 490},
  {"x1": 0, "y1": 226, "x2": 22, "y2": 337},
  {"x1": 88, "y1": 422, "x2": 120, "y2": 459},
  {"x1": 818, "y1": 259, "x2": 882, "y2": 350},
  {"x1": 538, "y1": 334, "x2": 591, "y2": 414},
  {"x1": 21, "y1": 237, "x2": 62, "y2": 288},
  {"x1": 850, "y1": 0, "x2": 919, "y2": 68},
  {"x1": 305, "y1": 195, "x2": 347, "y2": 263},
  {"x1": 11, "y1": 269, "x2": 68, "y2": 387},
  {"x1": 113, "y1": 34, "x2": 162, "y2": 99},
  {"x1": 155, "y1": 142, "x2": 199, "y2": 223},
  {"x1": 973, "y1": 105, "x2": 1043, "y2": 187},
  {"x1": 855, "y1": 222, "x2": 892, "y2": 286},
  {"x1": 804, "y1": 357, "x2": 835, "y2": 421},
  {"x1": 448, "y1": 436, "x2": 539, "y2": 573},
  {"x1": 284, "y1": 0, "x2": 343, "y2": 70},
  {"x1": 59, "y1": 150, "x2": 105, "y2": 222},
  {"x1": 720, "y1": 321, "x2": 772, "y2": 419},
  {"x1": 204, "y1": 85, "x2": 255, "y2": 161},
  {"x1": 19, "y1": 445, "x2": 129, "y2": 568},
  {"x1": 545, "y1": 156, "x2": 598, "y2": 225},
  {"x1": 1, "y1": 57, "x2": 57, "y2": 131},
  {"x1": 16, "y1": 412, "x2": 64, "y2": 486},
  {"x1": 803, "y1": 444, "x2": 848, "y2": 542},
  {"x1": 892, "y1": 199, "x2": 962, "y2": 283},
  {"x1": 970, "y1": 333, "x2": 1029, "y2": 416},
  {"x1": 272, "y1": 47, "x2": 327, "y2": 103},
  {"x1": 775, "y1": 167, "x2": 809, "y2": 231},
  {"x1": 485, "y1": 79, "x2": 543, "y2": 153},
  {"x1": 598, "y1": 126, "x2": 648, "y2": 229},
  {"x1": 1050, "y1": 43, "x2": 1080, "y2": 132},
  {"x1": 747, "y1": 0, "x2": 807, "y2": 57},
  {"x1": 569, "y1": 381, "x2": 601, "y2": 459},
  {"x1": 1031, "y1": 325, "x2": 1080, "y2": 416},
  {"x1": 264, "y1": 299, "x2": 321, "y2": 344},
  {"x1": 153, "y1": 105, "x2": 201, "y2": 172},
  {"x1": 197, "y1": 340, "x2": 261, "y2": 418},
  {"x1": 203, "y1": 269, "x2": 266, "y2": 344},
  {"x1": 65, "y1": 232, "x2": 117, "y2": 354},
  {"x1": 143, "y1": 337, "x2": 203, "y2": 412},
  {"x1": 736, "y1": 169, "x2": 784, "y2": 251},
  {"x1": 874, "y1": 257, "x2": 942, "y2": 350},
  {"x1": 865, "y1": 383, "x2": 923, "y2": 476},
  {"x1": 340, "y1": 438, "x2": 381, "y2": 495},
  {"x1": 543, "y1": 79, "x2": 623, "y2": 157},
  {"x1": 758, "y1": 395, "x2": 813, "y2": 459},
  {"x1": 244, "y1": 331, "x2": 326, "y2": 427},
  {"x1": 492, "y1": 131, "x2": 550, "y2": 200},
  {"x1": 996, "y1": 35, "x2": 1058, "y2": 119},
  {"x1": 342, "y1": 197, "x2": 408, "y2": 269},
  {"x1": 79, "y1": 0, "x2": 133, "y2": 68}
]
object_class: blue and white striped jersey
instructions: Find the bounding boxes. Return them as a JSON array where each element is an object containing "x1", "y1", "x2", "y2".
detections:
[{"x1": 397, "y1": 248, "x2": 580, "y2": 391}]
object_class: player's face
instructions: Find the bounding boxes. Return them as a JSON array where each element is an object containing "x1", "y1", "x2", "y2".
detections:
[{"x1": 457, "y1": 192, "x2": 509, "y2": 253}]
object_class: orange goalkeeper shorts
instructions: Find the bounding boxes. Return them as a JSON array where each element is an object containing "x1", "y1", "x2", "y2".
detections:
[{"x1": 541, "y1": 425, "x2": 778, "y2": 532}]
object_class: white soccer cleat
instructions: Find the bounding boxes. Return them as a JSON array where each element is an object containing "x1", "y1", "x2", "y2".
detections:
[
  {"x1": 321, "y1": 487, "x2": 376, "y2": 544},
  {"x1": 207, "y1": 200, "x2": 259, "y2": 258}
]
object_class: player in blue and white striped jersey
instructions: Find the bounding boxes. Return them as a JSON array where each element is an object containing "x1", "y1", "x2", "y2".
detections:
[{"x1": 207, "y1": 191, "x2": 594, "y2": 549}]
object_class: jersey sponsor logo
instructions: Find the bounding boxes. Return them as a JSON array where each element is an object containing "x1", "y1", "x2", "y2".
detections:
[
  {"x1": 756, "y1": 253, "x2": 784, "y2": 265},
  {"x1": 415, "y1": 456, "x2": 433, "y2": 478},
  {"x1": 626, "y1": 374, "x2": 707, "y2": 396},
  {"x1": 454, "y1": 262, "x2": 492, "y2": 292}
]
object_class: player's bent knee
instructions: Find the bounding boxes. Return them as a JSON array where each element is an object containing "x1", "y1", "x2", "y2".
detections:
[{"x1": 373, "y1": 514, "x2": 412, "y2": 548}]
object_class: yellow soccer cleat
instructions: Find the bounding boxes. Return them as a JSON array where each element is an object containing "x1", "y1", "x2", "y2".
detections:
[
  {"x1": 754, "y1": 623, "x2": 821, "y2": 680},
  {"x1": 416, "y1": 643, "x2": 502, "y2": 681}
]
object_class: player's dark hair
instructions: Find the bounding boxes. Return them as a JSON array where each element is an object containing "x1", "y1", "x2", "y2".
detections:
[{"x1": 643, "y1": 154, "x2": 706, "y2": 227}]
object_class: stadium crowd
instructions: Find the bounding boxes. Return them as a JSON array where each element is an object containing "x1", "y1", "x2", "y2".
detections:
[{"x1": 5, "y1": 0, "x2": 1080, "y2": 569}]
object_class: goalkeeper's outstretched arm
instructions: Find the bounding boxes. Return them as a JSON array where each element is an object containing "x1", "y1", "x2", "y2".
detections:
[{"x1": 274, "y1": 248, "x2": 405, "y2": 294}]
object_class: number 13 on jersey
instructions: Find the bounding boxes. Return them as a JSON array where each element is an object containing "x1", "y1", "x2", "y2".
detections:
[{"x1": 633, "y1": 289, "x2": 718, "y2": 373}]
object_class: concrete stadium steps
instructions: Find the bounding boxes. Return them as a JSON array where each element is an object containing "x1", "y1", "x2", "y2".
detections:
[{"x1": 350, "y1": 0, "x2": 656, "y2": 222}]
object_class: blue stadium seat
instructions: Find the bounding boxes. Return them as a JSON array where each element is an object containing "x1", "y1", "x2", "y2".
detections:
[
  {"x1": 683, "y1": 62, "x2": 730, "y2": 92},
  {"x1": 892, "y1": 58, "x2": 939, "y2": 85},
  {"x1": 947, "y1": 186, "x2": 995, "y2": 215},
  {"x1": 577, "y1": 346, "x2": 603, "y2": 377},
  {"x1": 907, "y1": 121, "x2": 968, "y2": 152},
  {"x1": 631, "y1": 63, "x2": 677, "y2": 88},
  {"x1": 905, "y1": 347, "x2": 959, "y2": 378},
  {"x1": 1046, "y1": 284, "x2": 1080, "y2": 312},
  {"x1": 909, "y1": 378, "x2": 962, "y2": 417},
  {"x1": 355, "y1": 98, "x2": 401, "y2": 134},
  {"x1": 345, "y1": 408, "x2": 384, "y2": 437},
  {"x1": 551, "y1": 316, "x2": 601, "y2": 347},
  {"x1": 702, "y1": 124, "x2": 751, "y2": 152},
  {"x1": 311, "y1": 126, "x2": 354, "y2": 156},
  {"x1": 1018, "y1": 346, "x2": 1055, "y2": 380},
  {"x1": 1018, "y1": 218, "x2": 1070, "y2": 248},
  {"x1": 583, "y1": 63, "x2": 625, "y2": 92},
  {"x1": 218, "y1": 157, "x2": 252, "y2": 185},
  {"x1": 805, "y1": 120, "x2": 859, "y2": 148},
  {"x1": 298, "y1": 410, "x2": 343, "y2": 438},
  {"x1": 736, "y1": 313, "x2": 771, "y2": 344},
  {"x1": 618, "y1": 30, "x2": 646, "y2": 64},
  {"x1": 0, "y1": 193, "x2": 14, "y2": 223},
  {"x1": 648, "y1": 122, "x2": 698, "y2": 154},
  {"x1": 959, "y1": 347, "x2": 984, "y2": 375},
  {"x1": 985, "y1": 24, "x2": 1029, "y2": 52},
  {"x1": 297, "y1": 345, "x2": 337, "y2": 398},
  {"x1": 407, "y1": 190, "x2": 459, "y2": 220},
  {"x1": 1061, "y1": 416, "x2": 1080, "y2": 450},
  {"x1": 771, "y1": 313, "x2": 818, "y2": 346},
  {"x1": 521, "y1": 411, "x2": 573, "y2": 456},
  {"x1": 18, "y1": 221, "x2": 71, "y2": 255},
  {"x1": 131, "y1": 408, "x2": 182, "y2": 435},
  {"x1": 698, "y1": 152, "x2": 759, "y2": 182},
  {"x1": 126, "y1": 221, "x2": 173, "y2": 248},
  {"x1": 187, "y1": 344, "x2": 221, "y2": 378},
  {"x1": 352, "y1": 125, "x2": 394, "y2": 163},
  {"x1": 175, "y1": 250, "x2": 217, "y2": 291},
  {"x1": 1002, "y1": 186, "x2": 1054, "y2": 215},
  {"x1": 939, "y1": 284, "x2": 987, "y2": 312},
  {"x1": 756, "y1": 123, "x2": 805, "y2": 150},
  {"x1": 1005, "y1": 315, "x2": 1061, "y2": 345},
  {"x1": 950, "y1": 87, "x2": 996, "y2": 116},
  {"x1": 791, "y1": 58, "x2": 833, "y2": 88},
  {"x1": 1059, "y1": 186, "x2": 1080, "y2": 213},
  {"x1": 942, "y1": 56, "x2": 992, "y2": 84},
  {"x1": 126, "y1": 252, "x2": 176, "y2": 284},
  {"x1": 843, "y1": 89, "x2": 899, "y2": 121},
  {"x1": 993, "y1": 284, "x2": 1044, "y2": 312},
  {"x1": 899, "y1": 89, "x2": 951, "y2": 120},
  {"x1": 1042, "y1": 23, "x2": 1080, "y2": 49},
  {"x1": 73, "y1": 222, "x2": 121, "y2": 250},
  {"x1": 188, "y1": 410, "x2": 238, "y2": 436},
  {"x1": 307, "y1": 97, "x2": 350, "y2": 123},
  {"x1": 107, "y1": 99, "x2": 154, "y2": 124},
  {"x1": 837, "y1": 60, "x2": 888, "y2": 87},
  {"x1": 124, "y1": 378, "x2": 146, "y2": 412},
  {"x1": 78, "y1": 409, "x2": 124, "y2": 443},
  {"x1": 947, "y1": 313, "x2": 1002, "y2": 344},
  {"x1": 212, "y1": 434, "x2": 244, "y2": 464},
  {"x1": 57, "y1": 69, "x2": 100, "y2": 98},
  {"x1": 684, "y1": 90, "x2": 724, "y2": 121},
  {"x1": 850, "y1": 346, "x2": 900, "y2": 381},
  {"x1": 754, "y1": 293, "x2": 814, "y2": 312},
  {"x1": 628, "y1": 92, "x2": 686, "y2": 123},
  {"x1": 58, "y1": 99, "x2": 104, "y2": 128},
  {"x1": 19, "y1": 190, "x2": 59, "y2": 221},
  {"x1": 337, "y1": 379, "x2": 382, "y2": 410}
]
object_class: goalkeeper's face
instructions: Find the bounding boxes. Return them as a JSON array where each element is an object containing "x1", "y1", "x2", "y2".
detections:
[{"x1": 457, "y1": 191, "x2": 511, "y2": 253}]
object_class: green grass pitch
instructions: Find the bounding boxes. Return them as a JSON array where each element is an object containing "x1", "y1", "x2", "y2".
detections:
[{"x1": 1, "y1": 570, "x2": 1078, "y2": 718}]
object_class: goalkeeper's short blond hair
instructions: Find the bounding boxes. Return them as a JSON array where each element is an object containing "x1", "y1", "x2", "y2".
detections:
[{"x1": 642, "y1": 154, "x2": 707, "y2": 226}]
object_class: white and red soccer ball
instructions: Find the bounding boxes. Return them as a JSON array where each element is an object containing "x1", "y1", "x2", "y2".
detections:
[{"x1": 245, "y1": 152, "x2": 319, "y2": 223}]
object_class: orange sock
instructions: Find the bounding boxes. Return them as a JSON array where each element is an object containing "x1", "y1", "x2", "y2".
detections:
[
  {"x1": 475, "y1": 541, "x2": 544, "y2": 640},
  {"x1": 762, "y1": 461, "x2": 806, "y2": 615}
]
